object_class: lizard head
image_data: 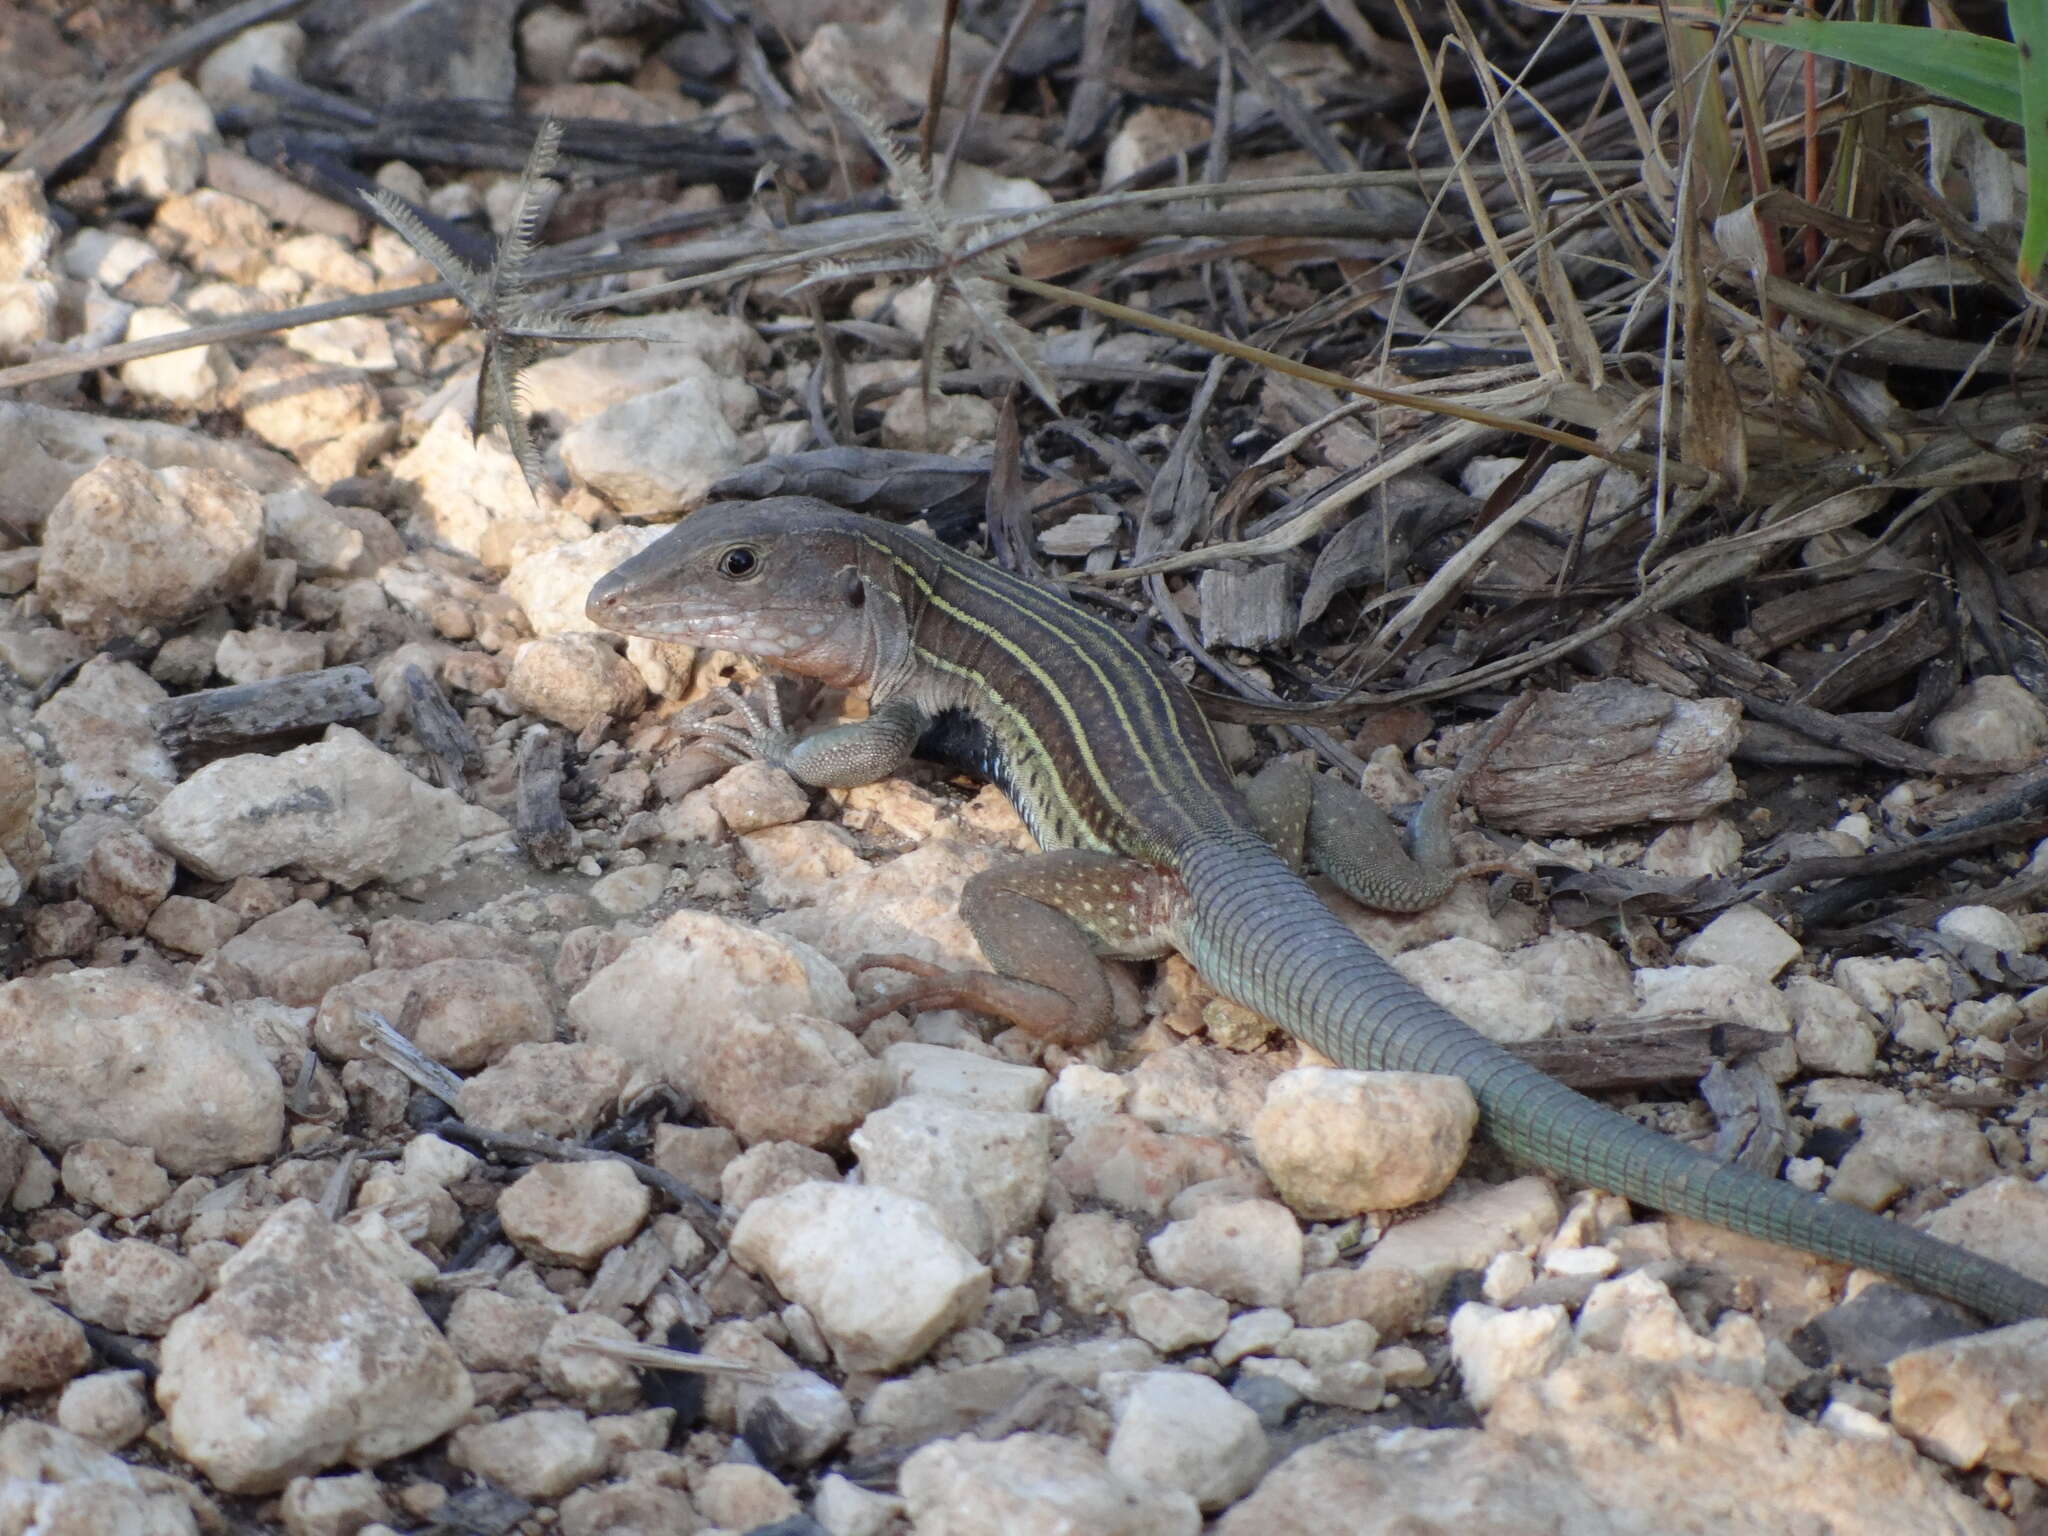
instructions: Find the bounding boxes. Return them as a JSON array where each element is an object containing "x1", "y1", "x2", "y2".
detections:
[{"x1": 585, "y1": 496, "x2": 900, "y2": 687}]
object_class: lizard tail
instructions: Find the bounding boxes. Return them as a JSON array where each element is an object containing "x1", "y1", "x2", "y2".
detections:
[{"x1": 1178, "y1": 835, "x2": 2048, "y2": 1325}]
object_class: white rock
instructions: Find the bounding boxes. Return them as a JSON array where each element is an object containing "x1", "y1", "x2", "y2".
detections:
[
  {"x1": 1784, "y1": 977, "x2": 1879, "y2": 1077},
  {"x1": 506, "y1": 633, "x2": 648, "y2": 733},
  {"x1": 1504, "y1": 931, "x2": 1637, "y2": 1025},
  {"x1": 399, "y1": 1132, "x2": 480, "y2": 1186},
  {"x1": 113, "y1": 78, "x2": 217, "y2": 199},
  {"x1": 0, "y1": 968, "x2": 283, "y2": 1174},
  {"x1": 1105, "y1": 1369, "x2": 1269, "y2": 1510},
  {"x1": 286, "y1": 314, "x2": 397, "y2": 371},
  {"x1": 1914, "y1": 1176, "x2": 2048, "y2": 1286},
  {"x1": 1122, "y1": 1287, "x2": 1230, "y2": 1353},
  {"x1": 1449, "y1": 1301, "x2": 1575, "y2": 1410},
  {"x1": 1361, "y1": 1176, "x2": 1562, "y2": 1296},
  {"x1": 0, "y1": 1268, "x2": 91, "y2": 1391},
  {"x1": 56, "y1": 1369, "x2": 151, "y2": 1449},
  {"x1": 197, "y1": 20, "x2": 305, "y2": 113},
  {"x1": 1044, "y1": 1210, "x2": 1145, "y2": 1316},
  {"x1": 1635, "y1": 962, "x2": 1792, "y2": 1031},
  {"x1": 1210, "y1": 1307, "x2": 1293, "y2": 1366},
  {"x1": 1676, "y1": 904, "x2": 1802, "y2": 980},
  {"x1": 560, "y1": 376, "x2": 746, "y2": 517},
  {"x1": 1, "y1": 397, "x2": 303, "y2": 536},
  {"x1": 216, "y1": 628, "x2": 326, "y2": 683},
  {"x1": 1146, "y1": 1199, "x2": 1302, "y2": 1307},
  {"x1": 730, "y1": 1181, "x2": 991, "y2": 1371},
  {"x1": 120, "y1": 305, "x2": 236, "y2": 408},
  {"x1": 1274, "y1": 1321, "x2": 1387, "y2": 1410},
  {"x1": 1219, "y1": 1352, "x2": 2004, "y2": 1536},
  {"x1": 156, "y1": 1202, "x2": 473, "y2": 1493},
  {"x1": 1828, "y1": 1098, "x2": 1995, "y2": 1211},
  {"x1": 1641, "y1": 816, "x2": 1744, "y2": 877},
  {"x1": 1391, "y1": 937, "x2": 1559, "y2": 1043},
  {"x1": 1926, "y1": 675, "x2": 2048, "y2": 763},
  {"x1": 1252, "y1": 1068, "x2": 1476, "y2": 1219},
  {"x1": 1891, "y1": 1318, "x2": 2048, "y2": 1480},
  {"x1": 1937, "y1": 903, "x2": 2030, "y2": 955},
  {"x1": 447, "y1": 1408, "x2": 606, "y2": 1501},
  {"x1": 390, "y1": 404, "x2": 591, "y2": 570},
  {"x1": 520, "y1": 310, "x2": 764, "y2": 426},
  {"x1": 569, "y1": 910, "x2": 888, "y2": 1147},
  {"x1": 263, "y1": 487, "x2": 387, "y2": 578},
  {"x1": 498, "y1": 1160, "x2": 650, "y2": 1269},
  {"x1": 813, "y1": 1472, "x2": 905, "y2": 1536},
  {"x1": 0, "y1": 1422, "x2": 202, "y2": 1534},
  {"x1": 851, "y1": 1094, "x2": 1051, "y2": 1259},
  {"x1": 0, "y1": 169, "x2": 59, "y2": 284},
  {"x1": 39, "y1": 457, "x2": 263, "y2": 641},
  {"x1": 504, "y1": 524, "x2": 665, "y2": 636},
  {"x1": 1045, "y1": 1062, "x2": 1128, "y2": 1124},
  {"x1": 145, "y1": 727, "x2": 509, "y2": 887},
  {"x1": 61, "y1": 1230, "x2": 205, "y2": 1336},
  {"x1": 443, "y1": 1288, "x2": 561, "y2": 1373},
  {"x1": 900, "y1": 1431, "x2": 1200, "y2": 1536},
  {"x1": 277, "y1": 1470, "x2": 393, "y2": 1536},
  {"x1": 238, "y1": 352, "x2": 390, "y2": 480},
  {"x1": 881, "y1": 1042, "x2": 1051, "y2": 1111},
  {"x1": 33, "y1": 656, "x2": 177, "y2": 808},
  {"x1": 1575, "y1": 1269, "x2": 1765, "y2": 1387},
  {"x1": 695, "y1": 1461, "x2": 802, "y2": 1529}
]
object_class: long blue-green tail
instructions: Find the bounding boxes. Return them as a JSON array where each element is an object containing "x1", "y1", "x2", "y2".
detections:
[{"x1": 1180, "y1": 834, "x2": 2048, "y2": 1325}]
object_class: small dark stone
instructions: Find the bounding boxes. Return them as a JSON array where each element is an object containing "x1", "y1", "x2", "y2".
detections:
[
  {"x1": 1800, "y1": 1125, "x2": 1860, "y2": 1165},
  {"x1": 639, "y1": 1319, "x2": 706, "y2": 1428},
  {"x1": 1441, "y1": 1269, "x2": 1488, "y2": 1313},
  {"x1": 743, "y1": 1519, "x2": 829, "y2": 1536},
  {"x1": 1230, "y1": 1371, "x2": 1302, "y2": 1430},
  {"x1": 1790, "y1": 1283, "x2": 1979, "y2": 1380}
]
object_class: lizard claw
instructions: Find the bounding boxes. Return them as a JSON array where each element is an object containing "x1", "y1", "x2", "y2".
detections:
[{"x1": 676, "y1": 684, "x2": 800, "y2": 768}]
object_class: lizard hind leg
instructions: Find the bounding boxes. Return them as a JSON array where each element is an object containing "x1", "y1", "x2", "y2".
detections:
[
  {"x1": 1246, "y1": 756, "x2": 1455, "y2": 913},
  {"x1": 851, "y1": 851, "x2": 1182, "y2": 1049}
]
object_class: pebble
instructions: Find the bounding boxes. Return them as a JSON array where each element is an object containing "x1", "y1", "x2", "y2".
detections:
[
  {"x1": 156, "y1": 1202, "x2": 472, "y2": 1493},
  {"x1": 447, "y1": 1408, "x2": 608, "y2": 1501},
  {"x1": 1147, "y1": 1199, "x2": 1303, "y2": 1308},
  {"x1": 730, "y1": 1181, "x2": 991, "y2": 1372},
  {"x1": 0, "y1": 1268, "x2": 92, "y2": 1392},
  {"x1": 0, "y1": 969, "x2": 284, "y2": 1174},
  {"x1": 499, "y1": 1160, "x2": 651, "y2": 1269},
  {"x1": 146, "y1": 729, "x2": 510, "y2": 887},
  {"x1": 39, "y1": 458, "x2": 263, "y2": 642},
  {"x1": 61, "y1": 1230, "x2": 204, "y2": 1335},
  {"x1": 1251, "y1": 1068, "x2": 1475, "y2": 1218},
  {"x1": 1105, "y1": 1369, "x2": 1270, "y2": 1510},
  {"x1": 851, "y1": 1094, "x2": 1051, "y2": 1259}
]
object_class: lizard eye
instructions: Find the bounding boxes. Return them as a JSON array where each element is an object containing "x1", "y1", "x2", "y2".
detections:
[
  {"x1": 716, "y1": 546, "x2": 760, "y2": 580},
  {"x1": 840, "y1": 568, "x2": 864, "y2": 608}
]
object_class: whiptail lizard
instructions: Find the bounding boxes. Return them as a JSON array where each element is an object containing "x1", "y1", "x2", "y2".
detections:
[{"x1": 587, "y1": 495, "x2": 2048, "y2": 1325}]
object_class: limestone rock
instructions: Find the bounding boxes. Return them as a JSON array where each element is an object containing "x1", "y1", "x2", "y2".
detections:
[{"x1": 156, "y1": 1202, "x2": 473, "y2": 1493}]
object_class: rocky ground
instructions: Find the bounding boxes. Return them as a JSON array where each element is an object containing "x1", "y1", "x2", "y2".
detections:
[{"x1": 2, "y1": 4, "x2": 2048, "y2": 1536}]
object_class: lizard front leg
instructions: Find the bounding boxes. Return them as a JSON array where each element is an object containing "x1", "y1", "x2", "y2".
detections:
[
  {"x1": 1242, "y1": 697, "x2": 1534, "y2": 912},
  {"x1": 854, "y1": 851, "x2": 1183, "y2": 1048},
  {"x1": 682, "y1": 686, "x2": 929, "y2": 789}
]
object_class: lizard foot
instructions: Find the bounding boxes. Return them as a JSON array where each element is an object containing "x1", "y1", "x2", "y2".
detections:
[
  {"x1": 1454, "y1": 857, "x2": 1539, "y2": 895},
  {"x1": 848, "y1": 953, "x2": 1099, "y2": 1047}
]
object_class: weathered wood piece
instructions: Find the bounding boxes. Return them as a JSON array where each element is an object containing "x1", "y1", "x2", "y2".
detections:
[
  {"x1": 149, "y1": 665, "x2": 378, "y2": 757},
  {"x1": 1461, "y1": 679, "x2": 1739, "y2": 836},
  {"x1": 1198, "y1": 563, "x2": 1295, "y2": 650},
  {"x1": 404, "y1": 665, "x2": 479, "y2": 791},
  {"x1": 515, "y1": 726, "x2": 575, "y2": 870},
  {"x1": 1504, "y1": 1016, "x2": 1783, "y2": 1093}
]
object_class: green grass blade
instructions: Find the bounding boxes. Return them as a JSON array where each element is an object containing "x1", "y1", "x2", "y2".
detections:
[
  {"x1": 2010, "y1": 2, "x2": 2048, "y2": 286},
  {"x1": 1737, "y1": 16, "x2": 2021, "y2": 123}
]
